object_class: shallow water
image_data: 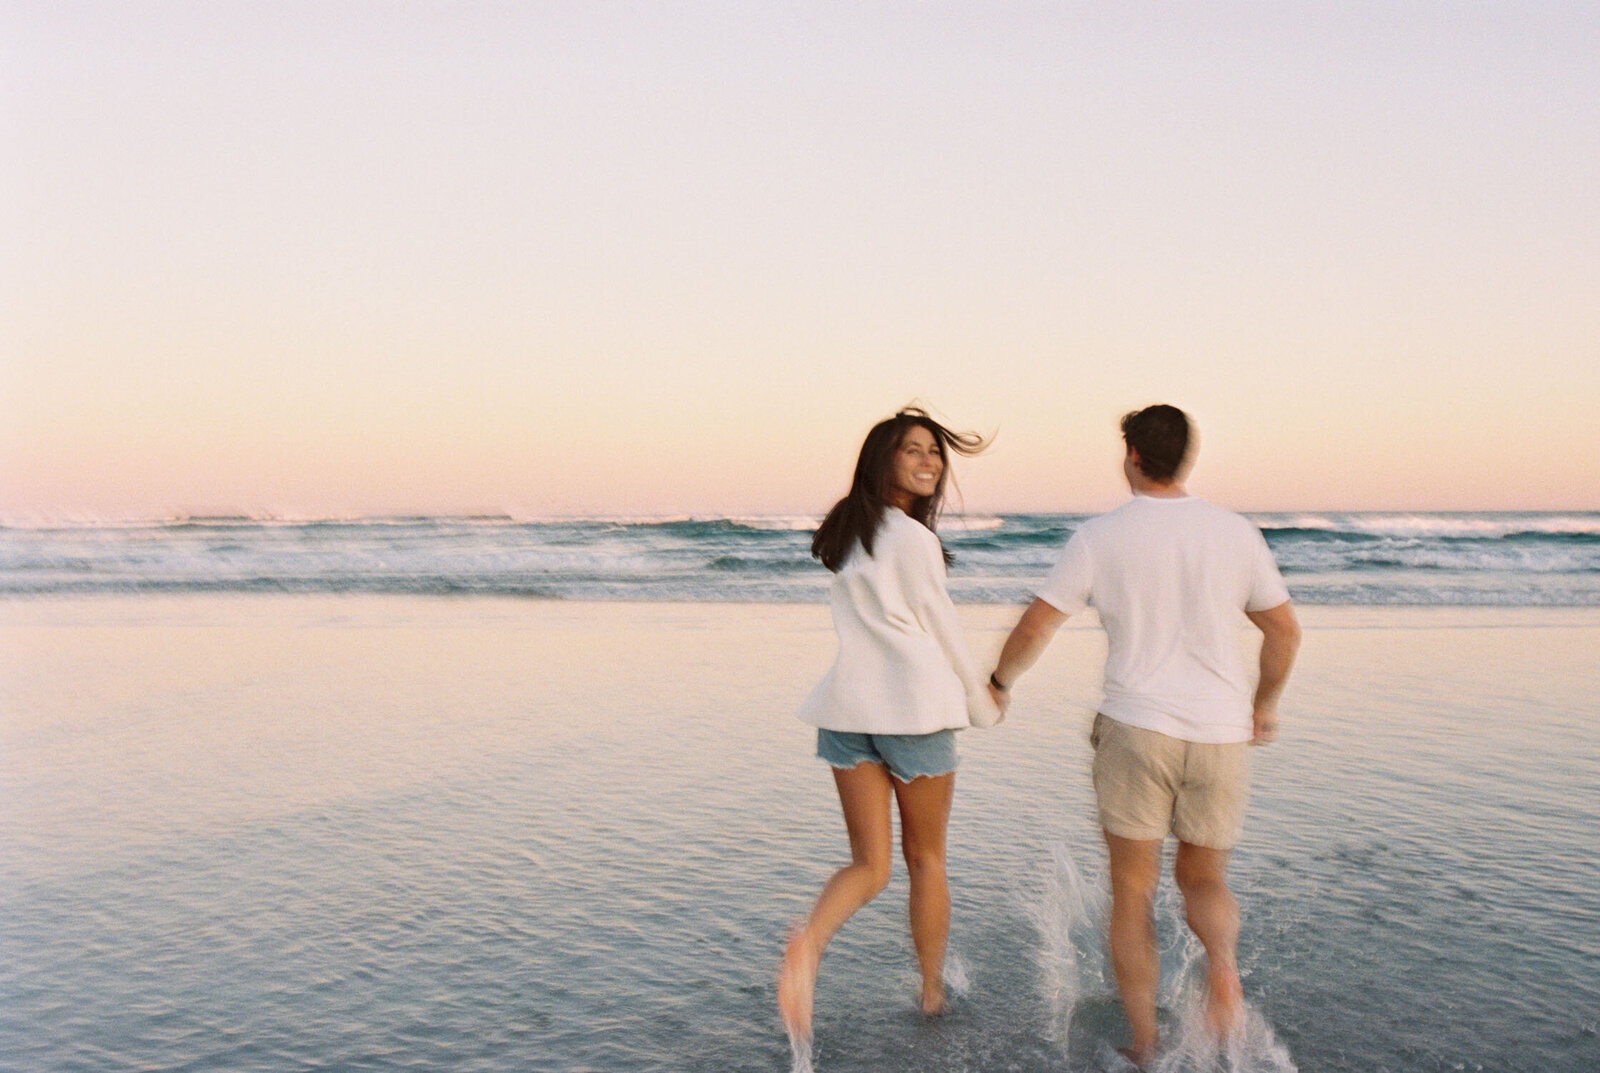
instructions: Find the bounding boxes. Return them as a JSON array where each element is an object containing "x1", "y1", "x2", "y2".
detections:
[{"x1": 1, "y1": 598, "x2": 1597, "y2": 1071}]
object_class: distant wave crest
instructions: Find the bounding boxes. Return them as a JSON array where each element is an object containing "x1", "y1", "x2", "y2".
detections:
[{"x1": 3, "y1": 512, "x2": 1597, "y2": 606}]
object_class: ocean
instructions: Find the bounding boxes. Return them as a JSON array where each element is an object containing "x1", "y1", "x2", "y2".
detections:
[
  {"x1": 4, "y1": 511, "x2": 1599, "y2": 606},
  {"x1": 2, "y1": 514, "x2": 1597, "y2": 1072}
]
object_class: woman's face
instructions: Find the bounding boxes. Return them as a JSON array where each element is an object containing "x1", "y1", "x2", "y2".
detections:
[{"x1": 887, "y1": 425, "x2": 944, "y2": 508}]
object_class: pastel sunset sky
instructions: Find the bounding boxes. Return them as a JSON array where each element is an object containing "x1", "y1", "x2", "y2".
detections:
[{"x1": 4, "y1": 1, "x2": 1597, "y2": 520}]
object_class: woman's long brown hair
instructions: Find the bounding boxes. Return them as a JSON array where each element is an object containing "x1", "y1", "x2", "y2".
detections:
[{"x1": 811, "y1": 407, "x2": 989, "y2": 572}]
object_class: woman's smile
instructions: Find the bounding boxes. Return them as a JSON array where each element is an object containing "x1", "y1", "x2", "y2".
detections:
[{"x1": 890, "y1": 426, "x2": 944, "y2": 505}]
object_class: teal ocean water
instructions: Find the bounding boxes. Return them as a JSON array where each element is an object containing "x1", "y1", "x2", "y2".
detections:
[
  {"x1": 4, "y1": 511, "x2": 1600, "y2": 605},
  {"x1": 1, "y1": 599, "x2": 1595, "y2": 1072}
]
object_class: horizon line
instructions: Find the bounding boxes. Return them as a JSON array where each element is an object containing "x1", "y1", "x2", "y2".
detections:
[{"x1": 4, "y1": 506, "x2": 1600, "y2": 529}]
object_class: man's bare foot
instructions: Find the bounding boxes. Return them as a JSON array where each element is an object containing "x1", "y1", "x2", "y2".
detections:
[
  {"x1": 777, "y1": 930, "x2": 820, "y2": 1042},
  {"x1": 919, "y1": 981, "x2": 946, "y2": 1017},
  {"x1": 1204, "y1": 963, "x2": 1244, "y2": 1041}
]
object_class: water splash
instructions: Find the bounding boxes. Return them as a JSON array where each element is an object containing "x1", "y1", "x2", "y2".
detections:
[
  {"x1": 786, "y1": 1028, "x2": 813, "y2": 1073},
  {"x1": 1026, "y1": 844, "x2": 1108, "y2": 1047},
  {"x1": 894, "y1": 948, "x2": 971, "y2": 1021},
  {"x1": 1146, "y1": 973, "x2": 1297, "y2": 1073},
  {"x1": 943, "y1": 948, "x2": 972, "y2": 997},
  {"x1": 1027, "y1": 843, "x2": 1298, "y2": 1072}
]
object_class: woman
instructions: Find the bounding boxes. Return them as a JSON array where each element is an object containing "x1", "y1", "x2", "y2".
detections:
[{"x1": 778, "y1": 406, "x2": 1004, "y2": 1045}]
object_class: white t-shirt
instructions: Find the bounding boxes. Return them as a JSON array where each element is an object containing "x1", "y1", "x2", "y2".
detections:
[
  {"x1": 799, "y1": 508, "x2": 1000, "y2": 734},
  {"x1": 1035, "y1": 495, "x2": 1290, "y2": 744}
]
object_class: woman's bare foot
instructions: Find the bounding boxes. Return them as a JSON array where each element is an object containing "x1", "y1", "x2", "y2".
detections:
[
  {"x1": 1204, "y1": 962, "x2": 1245, "y2": 1041},
  {"x1": 1117, "y1": 1045, "x2": 1154, "y2": 1070},
  {"x1": 919, "y1": 981, "x2": 946, "y2": 1017},
  {"x1": 777, "y1": 930, "x2": 820, "y2": 1042}
]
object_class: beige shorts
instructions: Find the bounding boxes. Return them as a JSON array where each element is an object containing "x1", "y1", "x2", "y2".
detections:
[{"x1": 1090, "y1": 713, "x2": 1250, "y2": 850}]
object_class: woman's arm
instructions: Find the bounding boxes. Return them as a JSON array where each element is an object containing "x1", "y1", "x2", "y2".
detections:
[{"x1": 895, "y1": 522, "x2": 1003, "y2": 727}]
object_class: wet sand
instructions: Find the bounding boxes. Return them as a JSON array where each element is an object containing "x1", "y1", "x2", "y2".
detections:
[{"x1": 2, "y1": 597, "x2": 1597, "y2": 1071}]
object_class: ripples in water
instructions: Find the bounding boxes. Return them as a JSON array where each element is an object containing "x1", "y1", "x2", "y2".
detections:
[{"x1": 1, "y1": 600, "x2": 1597, "y2": 1071}]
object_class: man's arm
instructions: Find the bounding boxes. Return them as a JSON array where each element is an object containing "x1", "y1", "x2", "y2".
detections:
[
  {"x1": 989, "y1": 597, "x2": 1071, "y2": 709},
  {"x1": 1243, "y1": 600, "x2": 1302, "y2": 745}
]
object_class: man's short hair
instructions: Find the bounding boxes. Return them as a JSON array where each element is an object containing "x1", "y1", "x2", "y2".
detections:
[{"x1": 1120, "y1": 404, "x2": 1192, "y2": 482}]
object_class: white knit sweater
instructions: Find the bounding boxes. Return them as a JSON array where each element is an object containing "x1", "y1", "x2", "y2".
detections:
[{"x1": 799, "y1": 508, "x2": 1000, "y2": 733}]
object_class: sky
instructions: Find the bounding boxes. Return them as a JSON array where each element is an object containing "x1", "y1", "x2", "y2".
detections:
[{"x1": 4, "y1": 1, "x2": 1597, "y2": 519}]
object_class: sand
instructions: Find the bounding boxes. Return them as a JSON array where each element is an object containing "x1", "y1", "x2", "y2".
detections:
[{"x1": 2, "y1": 596, "x2": 1597, "y2": 1072}]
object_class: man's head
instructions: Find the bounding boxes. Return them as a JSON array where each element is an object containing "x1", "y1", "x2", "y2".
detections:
[{"x1": 1120, "y1": 404, "x2": 1194, "y2": 486}]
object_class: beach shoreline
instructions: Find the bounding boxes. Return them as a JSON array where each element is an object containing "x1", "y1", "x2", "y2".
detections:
[{"x1": 3, "y1": 596, "x2": 1597, "y2": 1072}]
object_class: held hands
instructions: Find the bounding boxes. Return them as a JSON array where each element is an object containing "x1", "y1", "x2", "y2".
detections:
[
  {"x1": 968, "y1": 682, "x2": 1006, "y2": 728},
  {"x1": 986, "y1": 681, "x2": 1010, "y2": 722},
  {"x1": 1250, "y1": 705, "x2": 1279, "y2": 745}
]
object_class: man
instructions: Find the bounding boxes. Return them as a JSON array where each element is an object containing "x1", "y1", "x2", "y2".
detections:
[{"x1": 988, "y1": 404, "x2": 1301, "y2": 1067}]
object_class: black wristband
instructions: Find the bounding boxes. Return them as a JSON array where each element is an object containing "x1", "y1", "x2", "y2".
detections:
[{"x1": 989, "y1": 672, "x2": 1010, "y2": 693}]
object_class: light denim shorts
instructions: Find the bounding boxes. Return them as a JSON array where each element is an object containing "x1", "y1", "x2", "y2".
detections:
[{"x1": 816, "y1": 729, "x2": 958, "y2": 782}]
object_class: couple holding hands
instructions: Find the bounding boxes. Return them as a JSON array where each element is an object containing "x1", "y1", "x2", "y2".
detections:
[{"x1": 778, "y1": 404, "x2": 1302, "y2": 1068}]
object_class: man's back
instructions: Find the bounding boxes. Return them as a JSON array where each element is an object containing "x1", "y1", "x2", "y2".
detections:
[
  {"x1": 987, "y1": 404, "x2": 1304, "y2": 1065},
  {"x1": 1036, "y1": 495, "x2": 1288, "y2": 743}
]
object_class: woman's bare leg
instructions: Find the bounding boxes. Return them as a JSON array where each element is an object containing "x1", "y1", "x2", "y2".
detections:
[
  {"x1": 893, "y1": 771, "x2": 955, "y2": 1015},
  {"x1": 777, "y1": 762, "x2": 895, "y2": 1041}
]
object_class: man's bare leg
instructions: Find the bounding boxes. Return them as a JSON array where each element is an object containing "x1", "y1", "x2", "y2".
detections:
[
  {"x1": 893, "y1": 771, "x2": 955, "y2": 1015},
  {"x1": 777, "y1": 762, "x2": 894, "y2": 1042},
  {"x1": 1104, "y1": 831, "x2": 1165, "y2": 1066},
  {"x1": 1173, "y1": 841, "x2": 1244, "y2": 1040}
]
